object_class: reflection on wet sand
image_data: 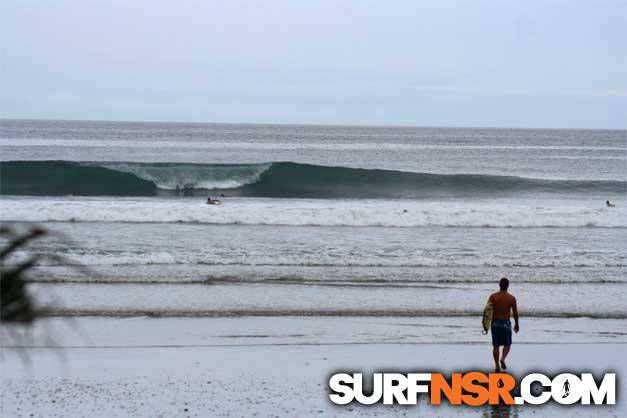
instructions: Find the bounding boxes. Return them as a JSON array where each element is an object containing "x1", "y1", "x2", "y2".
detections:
[{"x1": 482, "y1": 403, "x2": 519, "y2": 418}]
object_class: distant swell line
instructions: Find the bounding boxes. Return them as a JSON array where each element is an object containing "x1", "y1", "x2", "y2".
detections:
[
  {"x1": 26, "y1": 277, "x2": 627, "y2": 285},
  {"x1": 2, "y1": 160, "x2": 625, "y2": 198},
  {"x1": 40, "y1": 308, "x2": 627, "y2": 320},
  {"x1": 25, "y1": 261, "x2": 627, "y2": 268},
  {"x1": 29, "y1": 277, "x2": 627, "y2": 289},
  {"x1": 2, "y1": 218, "x2": 625, "y2": 229}
]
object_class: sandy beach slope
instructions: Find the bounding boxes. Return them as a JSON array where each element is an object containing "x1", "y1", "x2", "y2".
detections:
[{"x1": 2, "y1": 316, "x2": 625, "y2": 418}]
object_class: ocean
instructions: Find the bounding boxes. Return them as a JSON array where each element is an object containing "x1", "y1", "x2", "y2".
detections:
[{"x1": 1, "y1": 119, "x2": 626, "y2": 330}]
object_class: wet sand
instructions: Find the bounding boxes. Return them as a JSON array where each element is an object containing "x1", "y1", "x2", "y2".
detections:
[{"x1": 2, "y1": 316, "x2": 625, "y2": 417}]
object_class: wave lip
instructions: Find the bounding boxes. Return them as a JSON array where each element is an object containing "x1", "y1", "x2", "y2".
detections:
[
  {"x1": 97, "y1": 162, "x2": 270, "y2": 190},
  {"x1": 2, "y1": 160, "x2": 626, "y2": 198}
]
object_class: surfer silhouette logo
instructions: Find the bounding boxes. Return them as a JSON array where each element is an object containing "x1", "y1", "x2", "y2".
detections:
[{"x1": 563, "y1": 379, "x2": 570, "y2": 398}]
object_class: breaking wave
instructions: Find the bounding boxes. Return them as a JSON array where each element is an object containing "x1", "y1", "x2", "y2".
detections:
[{"x1": 2, "y1": 160, "x2": 625, "y2": 198}]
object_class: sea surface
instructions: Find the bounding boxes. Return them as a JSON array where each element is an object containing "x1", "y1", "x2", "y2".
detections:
[{"x1": 1, "y1": 119, "x2": 626, "y2": 337}]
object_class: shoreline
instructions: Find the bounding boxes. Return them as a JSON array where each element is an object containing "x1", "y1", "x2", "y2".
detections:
[{"x1": 3, "y1": 316, "x2": 626, "y2": 347}]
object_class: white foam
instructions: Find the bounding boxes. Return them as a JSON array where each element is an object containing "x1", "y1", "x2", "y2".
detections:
[
  {"x1": 98, "y1": 162, "x2": 270, "y2": 190},
  {"x1": 15, "y1": 250, "x2": 623, "y2": 270},
  {"x1": 2, "y1": 197, "x2": 626, "y2": 228}
]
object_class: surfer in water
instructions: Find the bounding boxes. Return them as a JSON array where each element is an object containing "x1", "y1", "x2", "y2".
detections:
[
  {"x1": 206, "y1": 196, "x2": 221, "y2": 205},
  {"x1": 487, "y1": 277, "x2": 519, "y2": 372},
  {"x1": 606, "y1": 200, "x2": 616, "y2": 207}
]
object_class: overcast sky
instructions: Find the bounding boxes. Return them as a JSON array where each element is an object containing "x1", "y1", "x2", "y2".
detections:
[{"x1": 1, "y1": 0, "x2": 626, "y2": 128}]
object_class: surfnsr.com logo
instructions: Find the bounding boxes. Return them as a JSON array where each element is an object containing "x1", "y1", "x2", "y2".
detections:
[{"x1": 329, "y1": 372, "x2": 616, "y2": 406}]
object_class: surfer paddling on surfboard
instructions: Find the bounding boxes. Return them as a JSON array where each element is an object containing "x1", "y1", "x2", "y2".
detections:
[
  {"x1": 206, "y1": 196, "x2": 222, "y2": 205},
  {"x1": 484, "y1": 277, "x2": 519, "y2": 372}
]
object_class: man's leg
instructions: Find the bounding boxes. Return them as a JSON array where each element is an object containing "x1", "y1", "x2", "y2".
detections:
[
  {"x1": 502, "y1": 345, "x2": 510, "y2": 360},
  {"x1": 500, "y1": 345, "x2": 511, "y2": 370},
  {"x1": 493, "y1": 346, "x2": 500, "y2": 372}
]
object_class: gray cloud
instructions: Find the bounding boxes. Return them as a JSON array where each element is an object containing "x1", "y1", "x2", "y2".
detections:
[{"x1": 1, "y1": 0, "x2": 625, "y2": 128}]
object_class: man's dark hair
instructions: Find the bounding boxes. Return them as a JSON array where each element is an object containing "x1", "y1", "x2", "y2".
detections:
[{"x1": 499, "y1": 277, "x2": 509, "y2": 291}]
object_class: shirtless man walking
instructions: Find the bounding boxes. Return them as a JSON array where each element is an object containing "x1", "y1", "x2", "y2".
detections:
[{"x1": 488, "y1": 277, "x2": 519, "y2": 372}]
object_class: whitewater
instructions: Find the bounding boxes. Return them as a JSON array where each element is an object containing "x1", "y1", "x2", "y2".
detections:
[{"x1": 1, "y1": 196, "x2": 625, "y2": 228}]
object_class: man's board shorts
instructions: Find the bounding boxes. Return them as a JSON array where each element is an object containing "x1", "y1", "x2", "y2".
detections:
[{"x1": 491, "y1": 319, "x2": 512, "y2": 347}]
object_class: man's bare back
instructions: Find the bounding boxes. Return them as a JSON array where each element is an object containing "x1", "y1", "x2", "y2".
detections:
[
  {"x1": 488, "y1": 291, "x2": 517, "y2": 320},
  {"x1": 488, "y1": 278, "x2": 520, "y2": 372}
]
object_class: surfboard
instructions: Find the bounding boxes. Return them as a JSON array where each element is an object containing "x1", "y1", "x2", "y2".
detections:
[{"x1": 482, "y1": 302, "x2": 493, "y2": 334}]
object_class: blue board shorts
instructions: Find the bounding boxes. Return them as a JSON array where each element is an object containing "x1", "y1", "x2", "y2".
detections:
[{"x1": 491, "y1": 319, "x2": 512, "y2": 347}]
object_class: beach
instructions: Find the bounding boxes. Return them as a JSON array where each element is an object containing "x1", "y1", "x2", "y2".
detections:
[{"x1": 3, "y1": 316, "x2": 626, "y2": 417}]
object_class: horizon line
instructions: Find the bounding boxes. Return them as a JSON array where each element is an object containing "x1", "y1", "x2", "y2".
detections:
[{"x1": 1, "y1": 117, "x2": 625, "y2": 132}]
